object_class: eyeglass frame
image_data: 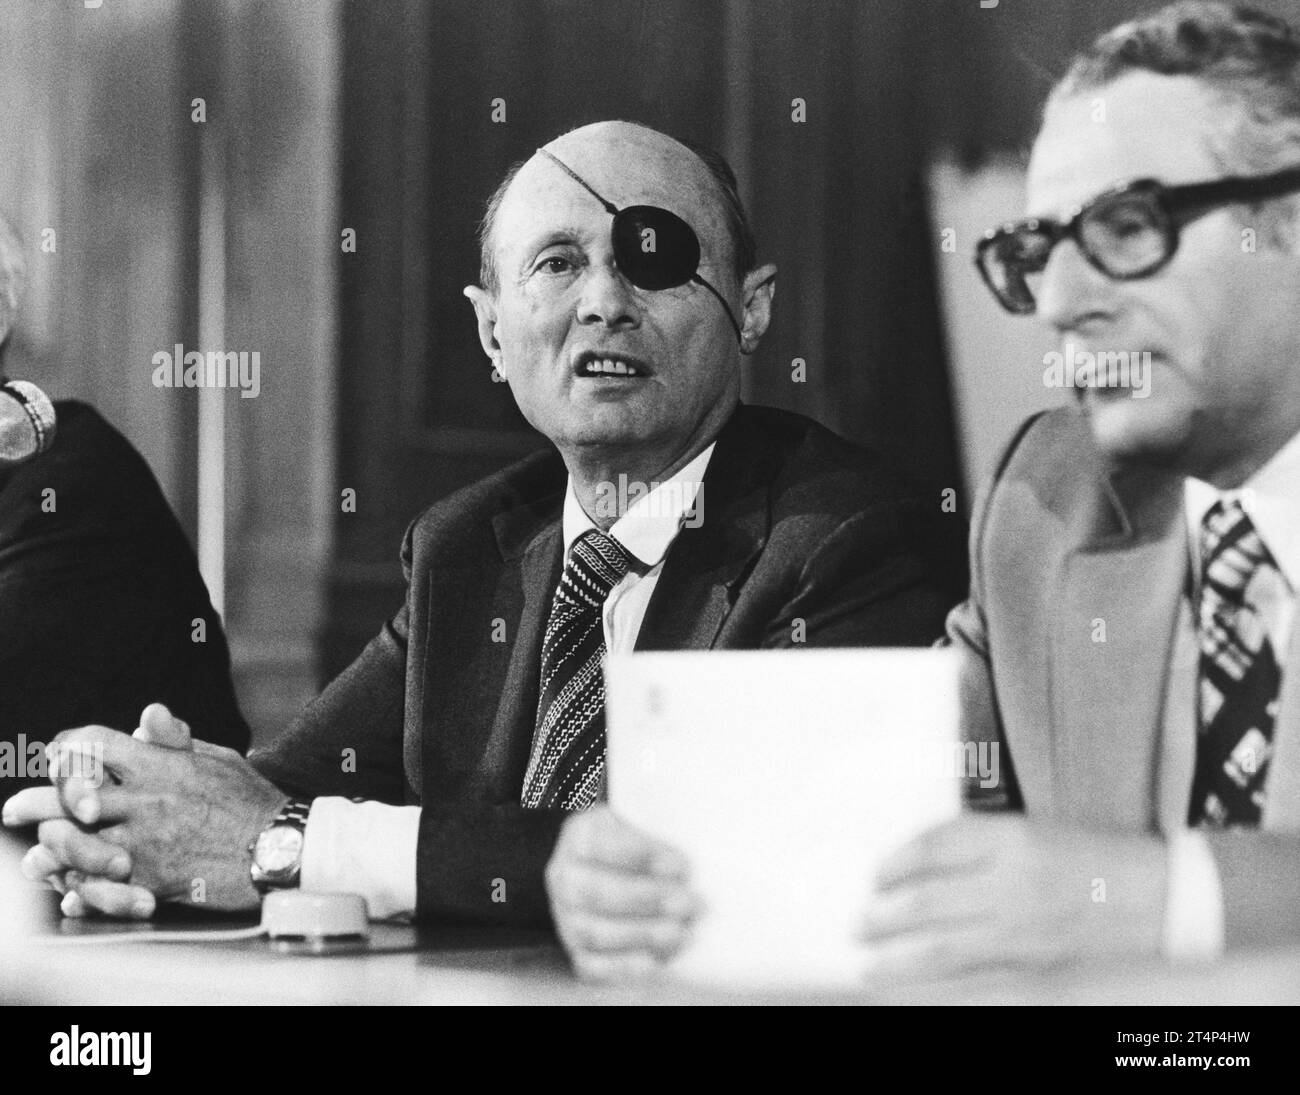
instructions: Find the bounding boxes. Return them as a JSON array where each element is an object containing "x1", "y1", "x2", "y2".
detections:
[{"x1": 974, "y1": 166, "x2": 1300, "y2": 315}]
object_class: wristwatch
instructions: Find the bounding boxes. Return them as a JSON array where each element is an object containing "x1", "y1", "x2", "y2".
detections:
[{"x1": 249, "y1": 798, "x2": 313, "y2": 895}]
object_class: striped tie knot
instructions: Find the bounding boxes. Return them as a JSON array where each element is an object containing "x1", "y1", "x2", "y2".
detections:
[{"x1": 558, "y1": 529, "x2": 632, "y2": 609}]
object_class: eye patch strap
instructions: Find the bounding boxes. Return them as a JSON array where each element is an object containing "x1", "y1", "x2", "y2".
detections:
[
  {"x1": 537, "y1": 147, "x2": 619, "y2": 215},
  {"x1": 691, "y1": 275, "x2": 743, "y2": 343}
]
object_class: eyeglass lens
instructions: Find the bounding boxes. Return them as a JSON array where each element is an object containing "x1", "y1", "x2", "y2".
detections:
[{"x1": 983, "y1": 189, "x2": 1171, "y2": 312}]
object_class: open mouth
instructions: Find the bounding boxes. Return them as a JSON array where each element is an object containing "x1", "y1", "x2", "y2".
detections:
[{"x1": 572, "y1": 352, "x2": 652, "y2": 379}]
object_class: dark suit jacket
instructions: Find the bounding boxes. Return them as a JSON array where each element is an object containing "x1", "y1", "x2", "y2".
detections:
[
  {"x1": 0, "y1": 401, "x2": 249, "y2": 803},
  {"x1": 947, "y1": 407, "x2": 1300, "y2": 947},
  {"x1": 251, "y1": 403, "x2": 968, "y2": 926}
]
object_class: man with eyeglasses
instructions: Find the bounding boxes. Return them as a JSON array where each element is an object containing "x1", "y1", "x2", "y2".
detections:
[
  {"x1": 4, "y1": 121, "x2": 966, "y2": 977},
  {"x1": 863, "y1": 1, "x2": 1300, "y2": 978}
]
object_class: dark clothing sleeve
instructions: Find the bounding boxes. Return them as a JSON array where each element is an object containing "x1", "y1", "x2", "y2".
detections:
[
  {"x1": 248, "y1": 605, "x2": 410, "y2": 805},
  {"x1": 0, "y1": 402, "x2": 248, "y2": 801},
  {"x1": 414, "y1": 804, "x2": 562, "y2": 926}
]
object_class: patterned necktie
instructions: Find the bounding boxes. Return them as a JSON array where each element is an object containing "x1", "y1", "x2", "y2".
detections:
[
  {"x1": 521, "y1": 529, "x2": 632, "y2": 810},
  {"x1": 1188, "y1": 498, "x2": 1283, "y2": 827}
]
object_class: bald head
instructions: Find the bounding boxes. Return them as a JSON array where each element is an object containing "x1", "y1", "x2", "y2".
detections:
[{"x1": 477, "y1": 121, "x2": 755, "y2": 294}]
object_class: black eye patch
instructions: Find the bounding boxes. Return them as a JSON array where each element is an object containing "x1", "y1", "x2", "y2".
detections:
[
  {"x1": 610, "y1": 205, "x2": 701, "y2": 290},
  {"x1": 536, "y1": 148, "x2": 742, "y2": 342}
]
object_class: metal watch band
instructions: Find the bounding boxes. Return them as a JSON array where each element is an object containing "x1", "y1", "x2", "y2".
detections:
[
  {"x1": 273, "y1": 798, "x2": 313, "y2": 830},
  {"x1": 249, "y1": 798, "x2": 314, "y2": 895}
]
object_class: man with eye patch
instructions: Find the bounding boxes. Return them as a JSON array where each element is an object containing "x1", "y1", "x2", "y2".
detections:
[
  {"x1": 860, "y1": 2, "x2": 1300, "y2": 981},
  {"x1": 5, "y1": 119, "x2": 966, "y2": 977}
]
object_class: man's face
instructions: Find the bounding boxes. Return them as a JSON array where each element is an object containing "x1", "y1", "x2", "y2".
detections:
[
  {"x1": 1027, "y1": 72, "x2": 1300, "y2": 478},
  {"x1": 472, "y1": 123, "x2": 753, "y2": 468}
]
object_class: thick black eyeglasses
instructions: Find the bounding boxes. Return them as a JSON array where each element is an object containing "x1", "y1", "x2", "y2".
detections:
[
  {"x1": 975, "y1": 166, "x2": 1300, "y2": 315},
  {"x1": 536, "y1": 148, "x2": 744, "y2": 343}
]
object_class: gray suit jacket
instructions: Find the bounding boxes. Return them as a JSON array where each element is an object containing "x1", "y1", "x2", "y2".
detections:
[
  {"x1": 948, "y1": 407, "x2": 1300, "y2": 947},
  {"x1": 252, "y1": 403, "x2": 968, "y2": 927}
]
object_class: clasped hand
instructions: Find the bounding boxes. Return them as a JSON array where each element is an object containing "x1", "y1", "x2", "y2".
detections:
[{"x1": 1, "y1": 704, "x2": 287, "y2": 918}]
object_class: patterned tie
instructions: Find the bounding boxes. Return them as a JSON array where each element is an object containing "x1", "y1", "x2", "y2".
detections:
[
  {"x1": 1188, "y1": 498, "x2": 1283, "y2": 827},
  {"x1": 521, "y1": 529, "x2": 632, "y2": 810}
]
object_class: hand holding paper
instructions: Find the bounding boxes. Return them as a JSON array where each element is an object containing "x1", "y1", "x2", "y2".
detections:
[
  {"x1": 603, "y1": 649, "x2": 961, "y2": 989},
  {"x1": 546, "y1": 804, "x2": 702, "y2": 981}
]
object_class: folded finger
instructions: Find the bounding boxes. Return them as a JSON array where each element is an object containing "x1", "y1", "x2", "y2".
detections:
[
  {"x1": 37, "y1": 818, "x2": 132, "y2": 879},
  {"x1": 864, "y1": 923, "x2": 1007, "y2": 983},
  {"x1": 550, "y1": 861, "x2": 700, "y2": 920},
  {"x1": 562, "y1": 910, "x2": 693, "y2": 958},
  {"x1": 57, "y1": 777, "x2": 105, "y2": 826},
  {"x1": 54, "y1": 765, "x2": 146, "y2": 827},
  {"x1": 45, "y1": 739, "x2": 112, "y2": 825},
  {"x1": 2, "y1": 786, "x2": 66, "y2": 827},
  {"x1": 875, "y1": 820, "x2": 993, "y2": 892},
  {"x1": 570, "y1": 951, "x2": 662, "y2": 983},
  {"x1": 50, "y1": 726, "x2": 142, "y2": 785},
  {"x1": 65, "y1": 871, "x2": 155, "y2": 919},
  {"x1": 61, "y1": 889, "x2": 90, "y2": 918},
  {"x1": 134, "y1": 703, "x2": 193, "y2": 749},
  {"x1": 21, "y1": 842, "x2": 65, "y2": 884},
  {"x1": 570, "y1": 809, "x2": 689, "y2": 878},
  {"x1": 860, "y1": 874, "x2": 990, "y2": 943}
]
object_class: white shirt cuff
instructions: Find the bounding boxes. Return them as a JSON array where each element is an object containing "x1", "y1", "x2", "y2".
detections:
[
  {"x1": 1162, "y1": 829, "x2": 1226, "y2": 963},
  {"x1": 299, "y1": 797, "x2": 420, "y2": 921}
]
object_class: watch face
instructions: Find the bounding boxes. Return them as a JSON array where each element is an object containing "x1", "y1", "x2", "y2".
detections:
[{"x1": 255, "y1": 826, "x2": 304, "y2": 875}]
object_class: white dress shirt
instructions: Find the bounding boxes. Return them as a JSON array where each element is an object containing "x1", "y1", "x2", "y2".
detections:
[
  {"x1": 299, "y1": 445, "x2": 714, "y2": 919},
  {"x1": 1167, "y1": 428, "x2": 1300, "y2": 959}
]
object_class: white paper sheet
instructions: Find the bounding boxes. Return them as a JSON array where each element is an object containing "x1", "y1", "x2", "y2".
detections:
[{"x1": 606, "y1": 648, "x2": 960, "y2": 989}]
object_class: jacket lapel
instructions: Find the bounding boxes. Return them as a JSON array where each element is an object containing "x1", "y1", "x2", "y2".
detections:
[
  {"x1": 483, "y1": 488, "x2": 565, "y2": 793},
  {"x1": 415, "y1": 455, "x2": 566, "y2": 803},
  {"x1": 1053, "y1": 460, "x2": 1188, "y2": 828},
  {"x1": 1058, "y1": 459, "x2": 1300, "y2": 832},
  {"x1": 1264, "y1": 614, "x2": 1300, "y2": 829},
  {"x1": 633, "y1": 408, "x2": 770, "y2": 651}
]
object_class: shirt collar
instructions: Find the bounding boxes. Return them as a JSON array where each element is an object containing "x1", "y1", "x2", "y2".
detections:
[
  {"x1": 562, "y1": 443, "x2": 715, "y2": 569},
  {"x1": 1184, "y1": 427, "x2": 1300, "y2": 592}
]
